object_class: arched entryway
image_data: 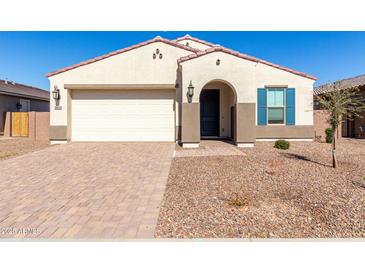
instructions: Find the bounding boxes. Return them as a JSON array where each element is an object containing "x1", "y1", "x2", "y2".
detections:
[{"x1": 199, "y1": 80, "x2": 237, "y2": 140}]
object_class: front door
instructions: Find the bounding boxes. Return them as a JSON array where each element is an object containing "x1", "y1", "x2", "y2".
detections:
[{"x1": 200, "y1": 89, "x2": 219, "y2": 137}]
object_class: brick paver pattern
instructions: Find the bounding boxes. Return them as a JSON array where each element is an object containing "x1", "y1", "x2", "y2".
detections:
[{"x1": 0, "y1": 142, "x2": 174, "y2": 239}]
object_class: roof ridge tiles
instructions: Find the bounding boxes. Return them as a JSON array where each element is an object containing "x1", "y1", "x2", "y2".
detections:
[{"x1": 174, "y1": 35, "x2": 217, "y2": 47}]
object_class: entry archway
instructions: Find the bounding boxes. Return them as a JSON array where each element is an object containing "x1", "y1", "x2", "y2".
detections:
[{"x1": 199, "y1": 80, "x2": 237, "y2": 140}]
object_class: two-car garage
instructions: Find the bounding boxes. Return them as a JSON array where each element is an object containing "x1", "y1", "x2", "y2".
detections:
[
  {"x1": 71, "y1": 89, "x2": 175, "y2": 142},
  {"x1": 47, "y1": 38, "x2": 196, "y2": 144}
]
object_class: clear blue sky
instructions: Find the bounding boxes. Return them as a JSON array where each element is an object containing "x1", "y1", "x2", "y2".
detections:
[{"x1": 1, "y1": 31, "x2": 364, "y2": 90}]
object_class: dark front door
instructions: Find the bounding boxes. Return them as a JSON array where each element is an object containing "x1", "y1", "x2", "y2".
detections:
[{"x1": 200, "y1": 89, "x2": 219, "y2": 137}]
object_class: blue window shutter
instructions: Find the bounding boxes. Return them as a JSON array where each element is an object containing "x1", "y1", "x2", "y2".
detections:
[
  {"x1": 257, "y1": 88, "x2": 267, "y2": 125},
  {"x1": 286, "y1": 88, "x2": 295, "y2": 125}
]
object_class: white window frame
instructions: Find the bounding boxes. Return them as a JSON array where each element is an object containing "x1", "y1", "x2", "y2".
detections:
[{"x1": 267, "y1": 87, "x2": 286, "y2": 125}]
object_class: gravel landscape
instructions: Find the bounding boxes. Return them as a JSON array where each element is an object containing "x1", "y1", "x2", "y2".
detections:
[
  {"x1": 0, "y1": 138, "x2": 50, "y2": 160},
  {"x1": 156, "y1": 139, "x2": 365, "y2": 238}
]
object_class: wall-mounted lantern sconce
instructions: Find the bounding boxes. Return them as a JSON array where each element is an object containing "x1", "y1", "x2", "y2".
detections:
[
  {"x1": 159, "y1": 53, "x2": 163, "y2": 59},
  {"x1": 16, "y1": 102, "x2": 22, "y2": 110},
  {"x1": 216, "y1": 59, "x2": 221, "y2": 66},
  {"x1": 188, "y1": 80, "x2": 194, "y2": 98},
  {"x1": 156, "y1": 48, "x2": 160, "y2": 54},
  {"x1": 153, "y1": 53, "x2": 156, "y2": 59},
  {"x1": 52, "y1": 85, "x2": 60, "y2": 100},
  {"x1": 52, "y1": 85, "x2": 60, "y2": 106}
]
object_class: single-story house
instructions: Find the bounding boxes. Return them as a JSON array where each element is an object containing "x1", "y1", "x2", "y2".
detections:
[
  {"x1": 0, "y1": 79, "x2": 50, "y2": 135},
  {"x1": 314, "y1": 74, "x2": 365, "y2": 139},
  {"x1": 47, "y1": 35, "x2": 316, "y2": 147}
]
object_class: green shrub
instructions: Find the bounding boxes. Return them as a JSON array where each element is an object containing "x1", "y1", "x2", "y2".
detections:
[
  {"x1": 325, "y1": 128, "x2": 334, "y2": 143},
  {"x1": 274, "y1": 139, "x2": 290, "y2": 150}
]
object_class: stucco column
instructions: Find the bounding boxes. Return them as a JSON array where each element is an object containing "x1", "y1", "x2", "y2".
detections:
[
  {"x1": 181, "y1": 102, "x2": 200, "y2": 148},
  {"x1": 49, "y1": 88, "x2": 71, "y2": 144},
  {"x1": 235, "y1": 103, "x2": 256, "y2": 147}
]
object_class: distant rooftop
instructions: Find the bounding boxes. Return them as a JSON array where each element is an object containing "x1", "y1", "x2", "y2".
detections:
[
  {"x1": 314, "y1": 74, "x2": 365, "y2": 96},
  {"x1": 0, "y1": 79, "x2": 49, "y2": 101}
]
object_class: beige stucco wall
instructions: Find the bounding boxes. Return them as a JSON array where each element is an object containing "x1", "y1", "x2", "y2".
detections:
[
  {"x1": 49, "y1": 42, "x2": 192, "y2": 126},
  {"x1": 49, "y1": 40, "x2": 315, "y2": 140},
  {"x1": 176, "y1": 39, "x2": 213, "y2": 51},
  {"x1": 180, "y1": 51, "x2": 314, "y2": 126}
]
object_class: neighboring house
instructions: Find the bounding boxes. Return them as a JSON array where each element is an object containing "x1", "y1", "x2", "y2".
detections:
[
  {"x1": 314, "y1": 74, "x2": 365, "y2": 139},
  {"x1": 47, "y1": 35, "x2": 316, "y2": 147},
  {"x1": 0, "y1": 79, "x2": 50, "y2": 135}
]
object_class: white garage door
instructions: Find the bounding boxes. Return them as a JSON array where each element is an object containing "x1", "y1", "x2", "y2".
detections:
[{"x1": 71, "y1": 90, "x2": 175, "y2": 141}]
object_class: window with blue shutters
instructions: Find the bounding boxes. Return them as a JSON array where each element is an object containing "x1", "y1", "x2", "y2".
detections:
[
  {"x1": 257, "y1": 88, "x2": 267, "y2": 125},
  {"x1": 257, "y1": 87, "x2": 296, "y2": 126},
  {"x1": 267, "y1": 87, "x2": 285, "y2": 124},
  {"x1": 285, "y1": 88, "x2": 295, "y2": 125}
]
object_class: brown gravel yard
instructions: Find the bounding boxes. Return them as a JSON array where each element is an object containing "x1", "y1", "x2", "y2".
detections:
[
  {"x1": 0, "y1": 138, "x2": 50, "y2": 160},
  {"x1": 156, "y1": 139, "x2": 365, "y2": 238}
]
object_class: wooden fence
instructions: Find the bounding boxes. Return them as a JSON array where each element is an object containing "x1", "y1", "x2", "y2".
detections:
[
  {"x1": 11, "y1": 112, "x2": 29, "y2": 137},
  {"x1": 4, "y1": 112, "x2": 49, "y2": 140}
]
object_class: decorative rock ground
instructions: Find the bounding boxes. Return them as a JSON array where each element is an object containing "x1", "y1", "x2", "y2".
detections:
[{"x1": 156, "y1": 139, "x2": 365, "y2": 238}]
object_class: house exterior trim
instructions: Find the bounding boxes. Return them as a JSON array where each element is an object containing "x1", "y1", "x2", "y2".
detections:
[
  {"x1": 181, "y1": 103, "x2": 200, "y2": 143},
  {"x1": 256, "y1": 125, "x2": 314, "y2": 139},
  {"x1": 235, "y1": 103, "x2": 256, "y2": 143},
  {"x1": 49, "y1": 125, "x2": 68, "y2": 141},
  {"x1": 64, "y1": 84, "x2": 176, "y2": 90},
  {"x1": 0, "y1": 90, "x2": 50, "y2": 101}
]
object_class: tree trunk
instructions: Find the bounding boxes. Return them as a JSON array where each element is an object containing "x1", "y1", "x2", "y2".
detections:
[{"x1": 332, "y1": 126, "x2": 338, "y2": 168}]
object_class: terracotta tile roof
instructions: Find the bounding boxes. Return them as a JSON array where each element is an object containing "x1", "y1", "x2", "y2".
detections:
[
  {"x1": 177, "y1": 45, "x2": 317, "y2": 80},
  {"x1": 0, "y1": 79, "x2": 49, "y2": 101},
  {"x1": 47, "y1": 36, "x2": 200, "y2": 77},
  {"x1": 314, "y1": 74, "x2": 365, "y2": 95},
  {"x1": 47, "y1": 34, "x2": 316, "y2": 81},
  {"x1": 173, "y1": 34, "x2": 217, "y2": 47}
]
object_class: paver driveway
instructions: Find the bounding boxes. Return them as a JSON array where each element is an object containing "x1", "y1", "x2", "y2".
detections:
[{"x1": 0, "y1": 142, "x2": 174, "y2": 239}]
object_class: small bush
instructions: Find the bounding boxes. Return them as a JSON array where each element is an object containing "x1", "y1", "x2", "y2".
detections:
[
  {"x1": 228, "y1": 197, "x2": 248, "y2": 207},
  {"x1": 274, "y1": 139, "x2": 290, "y2": 150},
  {"x1": 325, "y1": 128, "x2": 334, "y2": 143}
]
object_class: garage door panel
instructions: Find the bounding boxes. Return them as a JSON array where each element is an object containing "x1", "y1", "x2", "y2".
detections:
[{"x1": 71, "y1": 90, "x2": 175, "y2": 142}]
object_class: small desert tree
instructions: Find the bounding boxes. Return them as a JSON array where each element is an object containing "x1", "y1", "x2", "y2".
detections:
[{"x1": 318, "y1": 82, "x2": 365, "y2": 168}]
